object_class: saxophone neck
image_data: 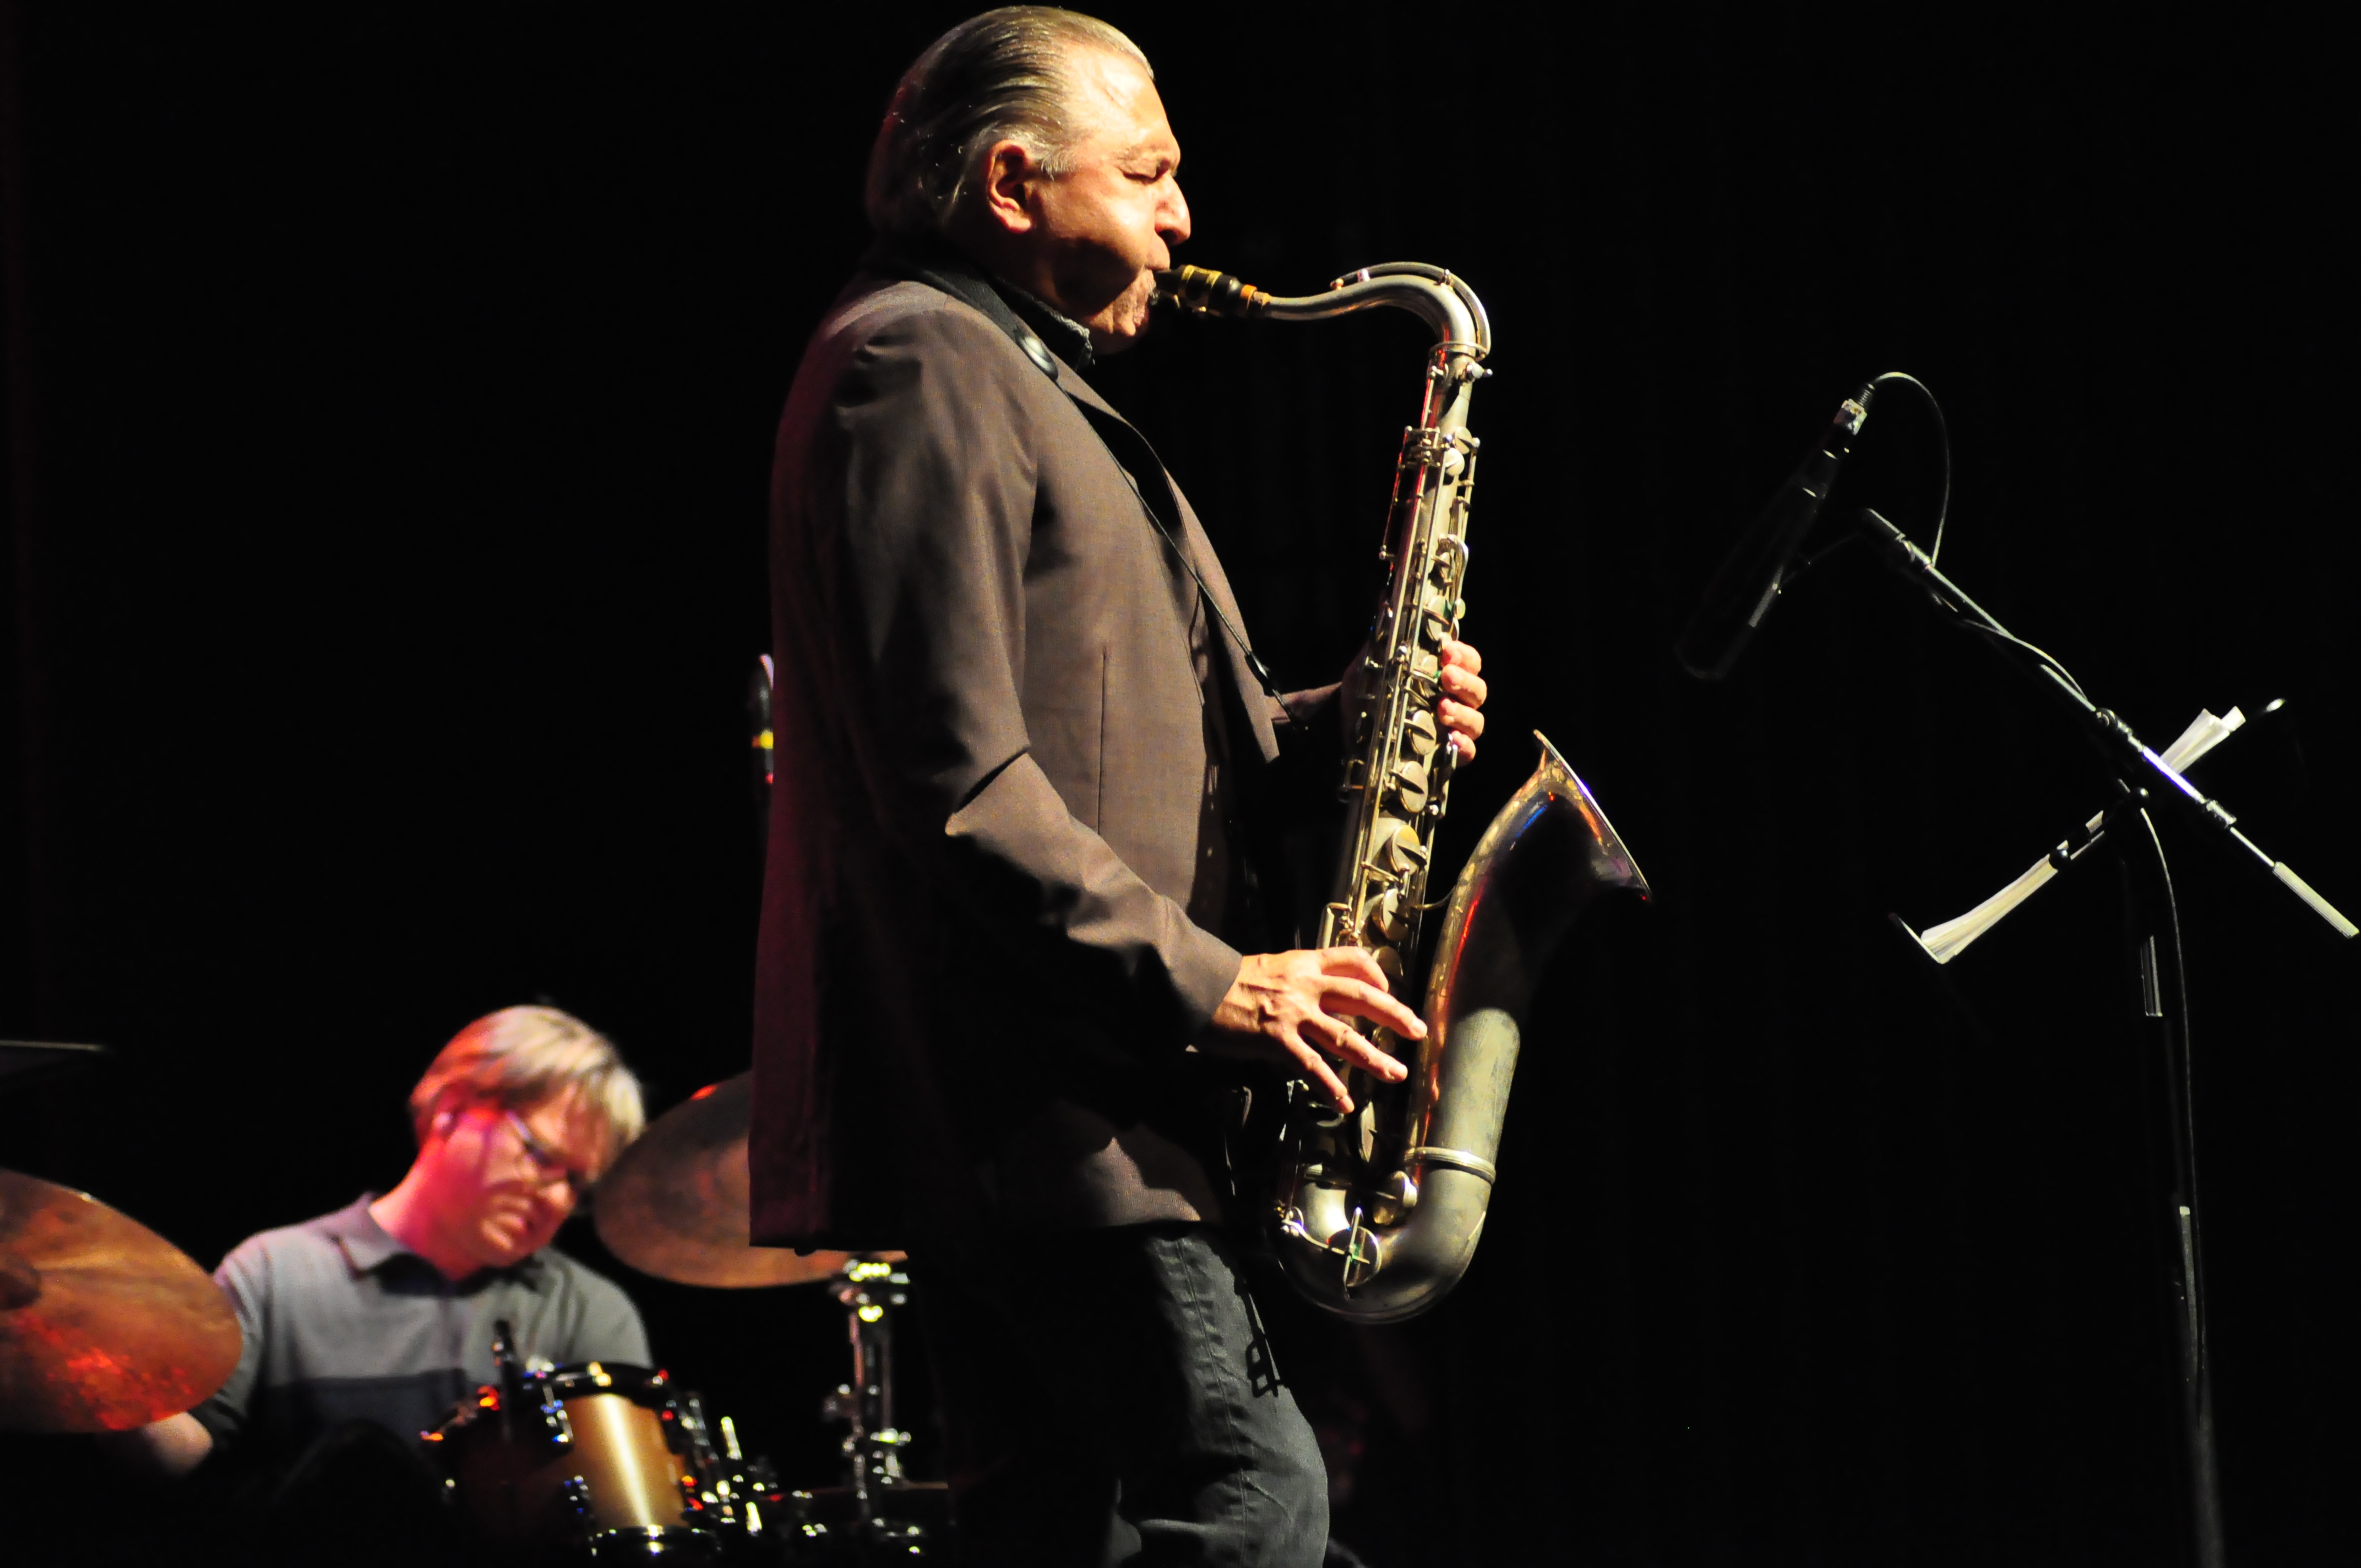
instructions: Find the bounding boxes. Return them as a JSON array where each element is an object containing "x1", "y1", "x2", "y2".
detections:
[{"x1": 1153, "y1": 262, "x2": 1488, "y2": 360}]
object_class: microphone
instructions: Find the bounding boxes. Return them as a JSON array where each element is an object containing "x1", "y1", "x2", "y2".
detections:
[{"x1": 1675, "y1": 382, "x2": 1876, "y2": 679}]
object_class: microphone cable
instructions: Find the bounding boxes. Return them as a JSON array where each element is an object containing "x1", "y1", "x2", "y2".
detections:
[
  {"x1": 1772, "y1": 368, "x2": 1951, "y2": 594},
  {"x1": 1869, "y1": 370, "x2": 1951, "y2": 564}
]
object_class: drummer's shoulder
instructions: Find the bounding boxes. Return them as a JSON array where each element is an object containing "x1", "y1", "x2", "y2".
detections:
[
  {"x1": 213, "y1": 1195, "x2": 379, "y2": 1282},
  {"x1": 533, "y1": 1244, "x2": 653, "y2": 1358},
  {"x1": 533, "y1": 1243, "x2": 628, "y2": 1288}
]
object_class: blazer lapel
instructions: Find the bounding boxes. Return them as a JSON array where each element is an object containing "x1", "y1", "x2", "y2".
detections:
[
  {"x1": 1053, "y1": 370, "x2": 1282, "y2": 764},
  {"x1": 860, "y1": 238, "x2": 1283, "y2": 765}
]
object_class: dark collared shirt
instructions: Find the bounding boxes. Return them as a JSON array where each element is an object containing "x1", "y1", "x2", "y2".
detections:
[
  {"x1": 192, "y1": 1194, "x2": 649, "y2": 1460},
  {"x1": 991, "y1": 279, "x2": 1096, "y2": 372}
]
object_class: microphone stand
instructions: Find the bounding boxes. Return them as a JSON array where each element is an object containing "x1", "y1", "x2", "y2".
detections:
[{"x1": 1856, "y1": 507, "x2": 2357, "y2": 1568}]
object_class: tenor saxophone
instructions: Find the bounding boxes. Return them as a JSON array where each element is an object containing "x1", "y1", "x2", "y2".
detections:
[{"x1": 1158, "y1": 263, "x2": 1650, "y2": 1322}]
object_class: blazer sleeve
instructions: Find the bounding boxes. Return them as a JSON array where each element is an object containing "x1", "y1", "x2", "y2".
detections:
[{"x1": 820, "y1": 303, "x2": 1243, "y2": 1043}]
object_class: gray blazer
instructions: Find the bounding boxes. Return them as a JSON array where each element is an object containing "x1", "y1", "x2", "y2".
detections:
[{"x1": 750, "y1": 258, "x2": 1328, "y2": 1250}]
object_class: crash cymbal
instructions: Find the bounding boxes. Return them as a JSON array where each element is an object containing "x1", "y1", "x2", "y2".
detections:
[
  {"x1": 0, "y1": 1170, "x2": 242, "y2": 1432},
  {"x1": 0, "y1": 1040, "x2": 110, "y2": 1092},
  {"x1": 594, "y1": 1072, "x2": 901, "y2": 1288}
]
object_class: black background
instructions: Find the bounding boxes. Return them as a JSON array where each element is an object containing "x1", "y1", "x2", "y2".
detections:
[{"x1": 4, "y1": 4, "x2": 2354, "y2": 1564}]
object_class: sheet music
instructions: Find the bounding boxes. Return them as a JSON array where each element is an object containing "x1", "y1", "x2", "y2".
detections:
[{"x1": 1900, "y1": 708, "x2": 2245, "y2": 965}]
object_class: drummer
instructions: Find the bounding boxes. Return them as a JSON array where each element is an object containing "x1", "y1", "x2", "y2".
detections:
[{"x1": 125, "y1": 1005, "x2": 651, "y2": 1482}]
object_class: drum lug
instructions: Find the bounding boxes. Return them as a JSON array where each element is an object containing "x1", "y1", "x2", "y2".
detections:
[
  {"x1": 560, "y1": 1474, "x2": 593, "y2": 1521},
  {"x1": 537, "y1": 1391, "x2": 574, "y2": 1449}
]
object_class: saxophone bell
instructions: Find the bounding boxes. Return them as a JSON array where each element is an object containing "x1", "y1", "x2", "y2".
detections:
[{"x1": 1276, "y1": 734, "x2": 1648, "y2": 1322}]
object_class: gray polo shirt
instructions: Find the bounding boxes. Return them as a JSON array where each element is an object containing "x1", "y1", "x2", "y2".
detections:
[{"x1": 192, "y1": 1194, "x2": 650, "y2": 1460}]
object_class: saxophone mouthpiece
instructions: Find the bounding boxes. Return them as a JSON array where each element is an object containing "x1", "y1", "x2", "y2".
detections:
[{"x1": 1154, "y1": 265, "x2": 1271, "y2": 318}]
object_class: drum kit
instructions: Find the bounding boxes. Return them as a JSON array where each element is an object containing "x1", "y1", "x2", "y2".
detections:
[
  {"x1": 571, "y1": 1068, "x2": 951, "y2": 1564},
  {"x1": 0, "y1": 1042, "x2": 945, "y2": 1562}
]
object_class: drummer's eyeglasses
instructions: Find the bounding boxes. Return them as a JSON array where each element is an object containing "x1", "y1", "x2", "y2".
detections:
[{"x1": 503, "y1": 1108, "x2": 595, "y2": 1195}]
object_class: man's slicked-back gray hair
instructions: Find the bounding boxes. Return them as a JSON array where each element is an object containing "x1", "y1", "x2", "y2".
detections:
[{"x1": 865, "y1": 7, "x2": 1151, "y2": 239}]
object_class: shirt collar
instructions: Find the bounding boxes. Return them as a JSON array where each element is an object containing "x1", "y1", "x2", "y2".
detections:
[
  {"x1": 989, "y1": 280, "x2": 1095, "y2": 371},
  {"x1": 859, "y1": 233, "x2": 1096, "y2": 377},
  {"x1": 323, "y1": 1194, "x2": 407, "y2": 1274},
  {"x1": 325, "y1": 1193, "x2": 548, "y2": 1284}
]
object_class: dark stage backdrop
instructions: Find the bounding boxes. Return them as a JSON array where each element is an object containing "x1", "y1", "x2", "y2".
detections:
[{"x1": 4, "y1": 5, "x2": 2353, "y2": 1564}]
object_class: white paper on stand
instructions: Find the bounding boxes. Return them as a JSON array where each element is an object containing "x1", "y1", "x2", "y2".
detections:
[
  {"x1": 2158, "y1": 707, "x2": 2245, "y2": 774},
  {"x1": 1897, "y1": 707, "x2": 2245, "y2": 965}
]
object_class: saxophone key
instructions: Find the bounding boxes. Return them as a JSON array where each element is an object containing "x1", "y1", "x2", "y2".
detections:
[
  {"x1": 1389, "y1": 758, "x2": 1430, "y2": 812},
  {"x1": 1400, "y1": 709, "x2": 1439, "y2": 760},
  {"x1": 1367, "y1": 1168, "x2": 1419, "y2": 1227},
  {"x1": 1378, "y1": 820, "x2": 1428, "y2": 876},
  {"x1": 1337, "y1": 1211, "x2": 1382, "y2": 1291}
]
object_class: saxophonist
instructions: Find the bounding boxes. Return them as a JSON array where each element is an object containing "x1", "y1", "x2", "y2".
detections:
[{"x1": 750, "y1": 9, "x2": 1487, "y2": 1564}]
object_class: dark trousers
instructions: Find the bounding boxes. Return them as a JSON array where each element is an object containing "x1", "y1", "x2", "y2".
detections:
[{"x1": 923, "y1": 1222, "x2": 1329, "y2": 1568}]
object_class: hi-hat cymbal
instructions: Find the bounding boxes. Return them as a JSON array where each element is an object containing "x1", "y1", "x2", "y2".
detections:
[
  {"x1": 0, "y1": 1170, "x2": 242, "y2": 1433},
  {"x1": 594, "y1": 1072, "x2": 900, "y2": 1288}
]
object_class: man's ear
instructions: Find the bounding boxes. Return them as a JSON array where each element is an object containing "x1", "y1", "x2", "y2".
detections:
[{"x1": 977, "y1": 138, "x2": 1041, "y2": 235}]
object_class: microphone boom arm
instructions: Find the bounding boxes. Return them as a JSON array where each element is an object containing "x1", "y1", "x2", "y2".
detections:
[{"x1": 1862, "y1": 507, "x2": 2357, "y2": 943}]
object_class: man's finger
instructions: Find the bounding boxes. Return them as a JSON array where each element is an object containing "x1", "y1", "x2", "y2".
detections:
[
  {"x1": 1440, "y1": 638, "x2": 1483, "y2": 675},
  {"x1": 1439, "y1": 663, "x2": 1487, "y2": 706},
  {"x1": 1303, "y1": 1014, "x2": 1409, "y2": 1084},
  {"x1": 1438, "y1": 699, "x2": 1486, "y2": 737},
  {"x1": 1316, "y1": 945, "x2": 1392, "y2": 989},
  {"x1": 1438, "y1": 698, "x2": 1483, "y2": 763},
  {"x1": 1291, "y1": 1042, "x2": 1355, "y2": 1113},
  {"x1": 1321, "y1": 978, "x2": 1425, "y2": 1042}
]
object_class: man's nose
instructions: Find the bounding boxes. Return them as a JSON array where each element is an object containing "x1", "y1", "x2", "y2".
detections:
[{"x1": 1160, "y1": 182, "x2": 1192, "y2": 247}]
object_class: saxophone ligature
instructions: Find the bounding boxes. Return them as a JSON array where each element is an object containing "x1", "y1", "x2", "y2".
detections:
[{"x1": 1157, "y1": 261, "x2": 1650, "y2": 1323}]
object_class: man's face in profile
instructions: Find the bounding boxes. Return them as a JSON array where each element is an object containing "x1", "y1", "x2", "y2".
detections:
[{"x1": 1022, "y1": 48, "x2": 1191, "y2": 353}]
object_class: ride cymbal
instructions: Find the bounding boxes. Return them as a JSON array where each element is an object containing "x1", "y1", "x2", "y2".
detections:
[
  {"x1": 594, "y1": 1072, "x2": 900, "y2": 1288},
  {"x1": 0, "y1": 1170, "x2": 242, "y2": 1432}
]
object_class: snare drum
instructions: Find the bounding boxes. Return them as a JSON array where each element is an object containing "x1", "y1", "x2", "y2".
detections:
[{"x1": 432, "y1": 1361, "x2": 721, "y2": 1560}]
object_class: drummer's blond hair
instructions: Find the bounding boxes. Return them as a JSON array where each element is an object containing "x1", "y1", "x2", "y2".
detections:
[{"x1": 408, "y1": 1005, "x2": 647, "y2": 1176}]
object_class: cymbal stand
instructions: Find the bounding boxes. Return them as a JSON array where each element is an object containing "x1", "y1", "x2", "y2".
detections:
[{"x1": 801, "y1": 1255, "x2": 935, "y2": 1555}]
